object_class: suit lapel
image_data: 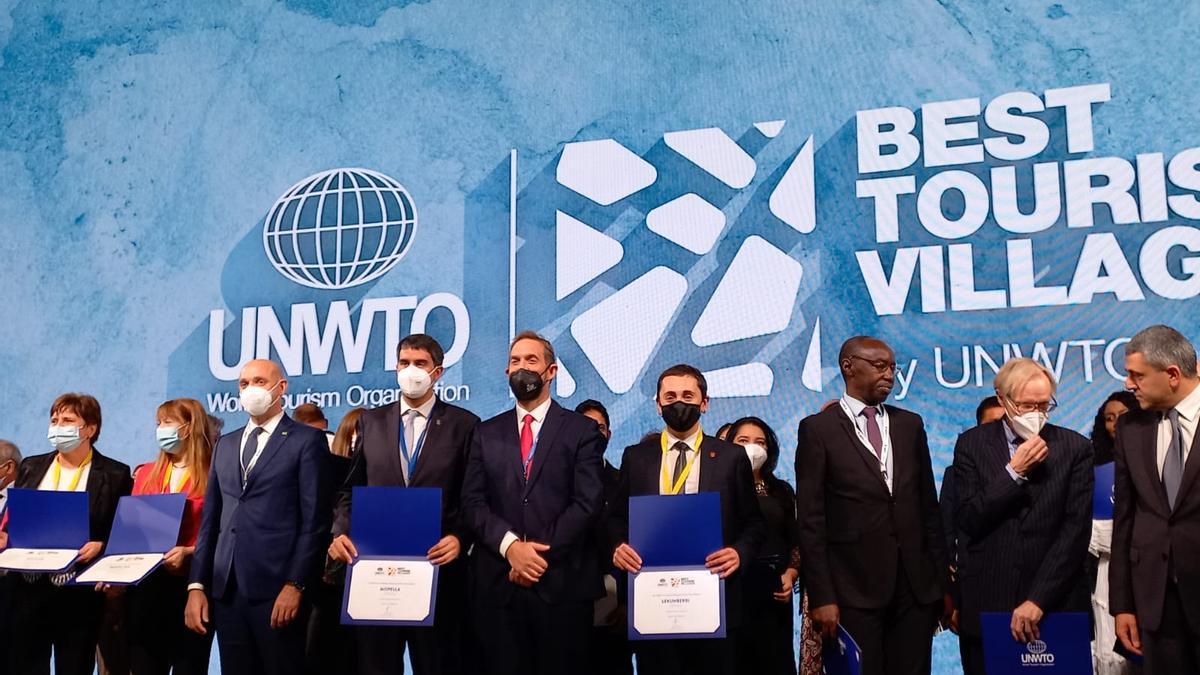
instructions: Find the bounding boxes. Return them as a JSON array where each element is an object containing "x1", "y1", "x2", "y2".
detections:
[
  {"x1": 524, "y1": 401, "x2": 565, "y2": 496},
  {"x1": 834, "y1": 408, "x2": 889, "y2": 493},
  {"x1": 1139, "y1": 414, "x2": 1170, "y2": 515},
  {"x1": 408, "y1": 400, "x2": 443, "y2": 484},
  {"x1": 380, "y1": 403, "x2": 406, "y2": 486},
  {"x1": 494, "y1": 409, "x2": 523, "y2": 486},
  {"x1": 244, "y1": 415, "x2": 294, "y2": 491},
  {"x1": 697, "y1": 435, "x2": 718, "y2": 493},
  {"x1": 1174, "y1": 417, "x2": 1200, "y2": 512}
]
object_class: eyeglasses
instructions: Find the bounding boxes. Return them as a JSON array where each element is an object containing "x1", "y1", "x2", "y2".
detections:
[
  {"x1": 1007, "y1": 398, "x2": 1058, "y2": 414},
  {"x1": 847, "y1": 355, "x2": 897, "y2": 373}
]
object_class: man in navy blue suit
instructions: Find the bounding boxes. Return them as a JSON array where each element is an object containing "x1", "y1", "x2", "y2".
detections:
[
  {"x1": 461, "y1": 331, "x2": 607, "y2": 675},
  {"x1": 185, "y1": 359, "x2": 331, "y2": 675}
]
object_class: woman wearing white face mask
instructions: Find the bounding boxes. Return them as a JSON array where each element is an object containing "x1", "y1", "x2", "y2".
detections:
[
  {"x1": 0, "y1": 393, "x2": 133, "y2": 675},
  {"x1": 729, "y1": 416, "x2": 809, "y2": 675},
  {"x1": 124, "y1": 398, "x2": 214, "y2": 675}
]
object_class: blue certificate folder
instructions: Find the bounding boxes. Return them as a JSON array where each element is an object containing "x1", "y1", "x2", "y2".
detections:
[
  {"x1": 0, "y1": 488, "x2": 88, "y2": 571},
  {"x1": 982, "y1": 612, "x2": 1091, "y2": 674},
  {"x1": 74, "y1": 493, "x2": 187, "y2": 585},
  {"x1": 1094, "y1": 462, "x2": 1115, "y2": 519},
  {"x1": 341, "y1": 486, "x2": 441, "y2": 626},
  {"x1": 627, "y1": 493, "x2": 726, "y2": 641},
  {"x1": 822, "y1": 625, "x2": 863, "y2": 675},
  {"x1": 629, "y1": 493, "x2": 722, "y2": 566}
]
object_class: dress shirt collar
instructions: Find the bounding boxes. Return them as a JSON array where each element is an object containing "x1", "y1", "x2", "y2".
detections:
[
  {"x1": 665, "y1": 427, "x2": 702, "y2": 451},
  {"x1": 401, "y1": 395, "x2": 437, "y2": 419},
  {"x1": 1172, "y1": 382, "x2": 1200, "y2": 423},
  {"x1": 247, "y1": 410, "x2": 284, "y2": 436},
  {"x1": 517, "y1": 397, "x2": 553, "y2": 424}
]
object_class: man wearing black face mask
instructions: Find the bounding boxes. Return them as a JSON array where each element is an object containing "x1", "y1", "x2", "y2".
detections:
[
  {"x1": 795, "y1": 337, "x2": 949, "y2": 675},
  {"x1": 608, "y1": 364, "x2": 765, "y2": 675},
  {"x1": 461, "y1": 331, "x2": 606, "y2": 675}
]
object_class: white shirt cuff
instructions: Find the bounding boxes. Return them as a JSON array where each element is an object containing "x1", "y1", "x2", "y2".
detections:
[
  {"x1": 500, "y1": 531, "x2": 519, "y2": 558},
  {"x1": 187, "y1": 583, "x2": 205, "y2": 592},
  {"x1": 1005, "y1": 464, "x2": 1027, "y2": 484}
]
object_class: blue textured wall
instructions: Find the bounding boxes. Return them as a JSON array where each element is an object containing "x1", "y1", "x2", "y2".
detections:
[{"x1": 2, "y1": 2, "x2": 1198, "y2": 672}]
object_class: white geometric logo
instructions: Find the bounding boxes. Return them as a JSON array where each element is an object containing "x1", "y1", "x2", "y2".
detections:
[
  {"x1": 554, "y1": 122, "x2": 822, "y2": 398},
  {"x1": 263, "y1": 168, "x2": 418, "y2": 290}
]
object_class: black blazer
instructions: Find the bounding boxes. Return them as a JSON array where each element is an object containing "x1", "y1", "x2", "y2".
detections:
[
  {"x1": 1110, "y1": 407, "x2": 1200, "y2": 632},
  {"x1": 333, "y1": 398, "x2": 480, "y2": 544},
  {"x1": 951, "y1": 421, "x2": 1093, "y2": 636},
  {"x1": 461, "y1": 400, "x2": 606, "y2": 605},
  {"x1": 607, "y1": 434, "x2": 765, "y2": 627},
  {"x1": 795, "y1": 403, "x2": 948, "y2": 610},
  {"x1": 15, "y1": 450, "x2": 133, "y2": 543},
  {"x1": 191, "y1": 414, "x2": 331, "y2": 601}
]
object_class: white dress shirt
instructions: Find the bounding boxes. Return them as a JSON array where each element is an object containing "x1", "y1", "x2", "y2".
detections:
[
  {"x1": 1157, "y1": 382, "x2": 1200, "y2": 477},
  {"x1": 659, "y1": 427, "x2": 702, "y2": 495},
  {"x1": 399, "y1": 395, "x2": 437, "y2": 484},
  {"x1": 240, "y1": 410, "x2": 285, "y2": 480},
  {"x1": 499, "y1": 397, "x2": 554, "y2": 558},
  {"x1": 841, "y1": 394, "x2": 894, "y2": 493}
]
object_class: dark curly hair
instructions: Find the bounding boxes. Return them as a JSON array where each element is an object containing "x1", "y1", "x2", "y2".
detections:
[{"x1": 1091, "y1": 391, "x2": 1140, "y2": 465}]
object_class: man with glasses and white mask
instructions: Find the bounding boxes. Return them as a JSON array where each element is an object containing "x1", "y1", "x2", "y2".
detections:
[{"x1": 950, "y1": 357, "x2": 1093, "y2": 675}]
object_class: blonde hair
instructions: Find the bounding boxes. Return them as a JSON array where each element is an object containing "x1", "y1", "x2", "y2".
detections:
[
  {"x1": 153, "y1": 398, "x2": 213, "y2": 496},
  {"x1": 994, "y1": 358, "x2": 1057, "y2": 400},
  {"x1": 331, "y1": 407, "x2": 365, "y2": 458}
]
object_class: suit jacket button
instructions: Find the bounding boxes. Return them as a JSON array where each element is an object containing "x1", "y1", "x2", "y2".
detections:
[{"x1": 523, "y1": 499, "x2": 529, "y2": 505}]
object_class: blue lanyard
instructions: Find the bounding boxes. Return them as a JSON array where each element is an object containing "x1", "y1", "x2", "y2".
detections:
[
  {"x1": 522, "y1": 437, "x2": 540, "y2": 479},
  {"x1": 399, "y1": 411, "x2": 431, "y2": 481}
]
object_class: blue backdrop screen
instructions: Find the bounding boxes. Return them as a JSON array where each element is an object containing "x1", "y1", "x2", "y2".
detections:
[{"x1": 2, "y1": 2, "x2": 1198, "y2": 672}]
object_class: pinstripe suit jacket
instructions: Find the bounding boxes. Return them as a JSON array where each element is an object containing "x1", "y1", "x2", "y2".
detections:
[{"x1": 951, "y1": 420, "x2": 1093, "y2": 636}]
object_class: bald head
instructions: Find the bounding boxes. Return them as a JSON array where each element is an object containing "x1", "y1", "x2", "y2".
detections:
[
  {"x1": 838, "y1": 336, "x2": 896, "y2": 405},
  {"x1": 238, "y1": 359, "x2": 287, "y2": 420},
  {"x1": 241, "y1": 359, "x2": 284, "y2": 383}
]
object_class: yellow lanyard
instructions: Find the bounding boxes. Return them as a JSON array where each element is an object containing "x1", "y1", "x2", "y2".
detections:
[
  {"x1": 659, "y1": 429, "x2": 703, "y2": 495},
  {"x1": 50, "y1": 451, "x2": 93, "y2": 492},
  {"x1": 162, "y1": 464, "x2": 190, "y2": 493}
]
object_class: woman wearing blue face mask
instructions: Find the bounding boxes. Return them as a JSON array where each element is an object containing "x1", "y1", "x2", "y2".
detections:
[
  {"x1": 0, "y1": 393, "x2": 133, "y2": 675},
  {"x1": 124, "y1": 398, "x2": 215, "y2": 675}
]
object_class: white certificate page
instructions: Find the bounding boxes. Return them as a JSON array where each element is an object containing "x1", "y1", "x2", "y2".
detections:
[
  {"x1": 345, "y1": 558, "x2": 436, "y2": 622},
  {"x1": 633, "y1": 568, "x2": 722, "y2": 635},
  {"x1": 75, "y1": 553, "x2": 164, "y2": 584},
  {"x1": 0, "y1": 547, "x2": 79, "y2": 572}
]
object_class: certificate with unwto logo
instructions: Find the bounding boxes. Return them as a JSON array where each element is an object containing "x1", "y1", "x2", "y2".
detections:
[
  {"x1": 341, "y1": 487, "x2": 442, "y2": 626},
  {"x1": 627, "y1": 493, "x2": 726, "y2": 640}
]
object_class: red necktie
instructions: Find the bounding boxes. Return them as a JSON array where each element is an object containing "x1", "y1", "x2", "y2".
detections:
[{"x1": 520, "y1": 414, "x2": 534, "y2": 478}]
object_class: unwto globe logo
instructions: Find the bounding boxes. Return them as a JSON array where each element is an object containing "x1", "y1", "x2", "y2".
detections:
[{"x1": 262, "y1": 168, "x2": 418, "y2": 290}]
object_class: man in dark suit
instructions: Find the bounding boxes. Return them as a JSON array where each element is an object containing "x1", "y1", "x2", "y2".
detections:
[
  {"x1": 951, "y1": 358, "x2": 1093, "y2": 674},
  {"x1": 2, "y1": 393, "x2": 133, "y2": 675},
  {"x1": 185, "y1": 359, "x2": 331, "y2": 675},
  {"x1": 328, "y1": 333, "x2": 480, "y2": 675},
  {"x1": 795, "y1": 336, "x2": 949, "y2": 675},
  {"x1": 1111, "y1": 325, "x2": 1200, "y2": 673},
  {"x1": 609, "y1": 364, "x2": 765, "y2": 675},
  {"x1": 461, "y1": 330, "x2": 606, "y2": 675}
]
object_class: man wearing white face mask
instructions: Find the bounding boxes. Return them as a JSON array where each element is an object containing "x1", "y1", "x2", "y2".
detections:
[
  {"x1": 950, "y1": 357, "x2": 1094, "y2": 675},
  {"x1": 329, "y1": 334, "x2": 480, "y2": 675},
  {"x1": 185, "y1": 359, "x2": 332, "y2": 675}
]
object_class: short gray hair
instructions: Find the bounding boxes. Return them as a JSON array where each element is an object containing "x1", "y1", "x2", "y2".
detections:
[
  {"x1": 1127, "y1": 325, "x2": 1198, "y2": 377},
  {"x1": 0, "y1": 440, "x2": 21, "y2": 465}
]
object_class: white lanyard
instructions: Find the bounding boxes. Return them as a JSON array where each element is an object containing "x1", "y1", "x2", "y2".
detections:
[{"x1": 839, "y1": 398, "x2": 892, "y2": 490}]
